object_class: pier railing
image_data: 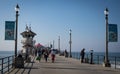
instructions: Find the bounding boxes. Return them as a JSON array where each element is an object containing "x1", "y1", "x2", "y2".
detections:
[
  {"x1": 71, "y1": 52, "x2": 120, "y2": 69},
  {"x1": 106, "y1": 56, "x2": 120, "y2": 69},
  {"x1": 0, "y1": 55, "x2": 14, "y2": 74}
]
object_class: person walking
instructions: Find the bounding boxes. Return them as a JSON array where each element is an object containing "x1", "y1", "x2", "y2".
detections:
[
  {"x1": 35, "y1": 49, "x2": 37, "y2": 56},
  {"x1": 64, "y1": 49, "x2": 68, "y2": 58},
  {"x1": 51, "y1": 49, "x2": 56, "y2": 63},
  {"x1": 43, "y1": 49, "x2": 48, "y2": 62},
  {"x1": 80, "y1": 48, "x2": 85, "y2": 63},
  {"x1": 36, "y1": 49, "x2": 42, "y2": 62}
]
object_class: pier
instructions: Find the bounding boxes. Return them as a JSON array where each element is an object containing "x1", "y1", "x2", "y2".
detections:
[{"x1": 5, "y1": 55, "x2": 120, "y2": 74}]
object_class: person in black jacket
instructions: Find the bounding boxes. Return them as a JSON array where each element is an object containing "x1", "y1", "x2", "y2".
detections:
[{"x1": 80, "y1": 48, "x2": 85, "y2": 63}]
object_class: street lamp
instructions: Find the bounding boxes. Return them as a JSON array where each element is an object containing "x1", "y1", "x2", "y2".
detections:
[
  {"x1": 90, "y1": 50, "x2": 93, "y2": 64},
  {"x1": 15, "y1": 4, "x2": 20, "y2": 58},
  {"x1": 53, "y1": 40, "x2": 54, "y2": 49},
  {"x1": 58, "y1": 36, "x2": 60, "y2": 53},
  {"x1": 69, "y1": 29, "x2": 72, "y2": 58},
  {"x1": 104, "y1": 8, "x2": 111, "y2": 67}
]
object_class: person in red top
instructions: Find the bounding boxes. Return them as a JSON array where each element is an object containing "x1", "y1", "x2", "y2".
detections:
[{"x1": 51, "y1": 49, "x2": 56, "y2": 63}]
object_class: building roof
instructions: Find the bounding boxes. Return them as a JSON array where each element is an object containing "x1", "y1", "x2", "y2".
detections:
[
  {"x1": 22, "y1": 44, "x2": 33, "y2": 47},
  {"x1": 21, "y1": 25, "x2": 36, "y2": 37}
]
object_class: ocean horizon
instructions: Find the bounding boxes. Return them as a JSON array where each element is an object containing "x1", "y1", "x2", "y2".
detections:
[{"x1": 0, "y1": 51, "x2": 14, "y2": 58}]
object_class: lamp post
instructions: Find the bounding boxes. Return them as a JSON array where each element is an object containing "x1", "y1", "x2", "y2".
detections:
[
  {"x1": 69, "y1": 29, "x2": 72, "y2": 58},
  {"x1": 104, "y1": 8, "x2": 111, "y2": 67},
  {"x1": 53, "y1": 40, "x2": 54, "y2": 49},
  {"x1": 15, "y1": 4, "x2": 20, "y2": 58},
  {"x1": 58, "y1": 36, "x2": 60, "y2": 53},
  {"x1": 90, "y1": 50, "x2": 93, "y2": 64}
]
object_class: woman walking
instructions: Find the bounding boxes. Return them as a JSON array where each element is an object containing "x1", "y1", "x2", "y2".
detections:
[{"x1": 51, "y1": 49, "x2": 56, "y2": 63}]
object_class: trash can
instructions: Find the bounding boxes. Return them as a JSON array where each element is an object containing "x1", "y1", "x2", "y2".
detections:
[{"x1": 15, "y1": 55, "x2": 24, "y2": 68}]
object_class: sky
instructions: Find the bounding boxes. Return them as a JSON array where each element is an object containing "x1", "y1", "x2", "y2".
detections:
[{"x1": 0, "y1": 0, "x2": 120, "y2": 52}]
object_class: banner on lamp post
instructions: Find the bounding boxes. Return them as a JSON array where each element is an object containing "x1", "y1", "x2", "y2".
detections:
[
  {"x1": 108, "y1": 24, "x2": 118, "y2": 42},
  {"x1": 5, "y1": 21, "x2": 15, "y2": 40}
]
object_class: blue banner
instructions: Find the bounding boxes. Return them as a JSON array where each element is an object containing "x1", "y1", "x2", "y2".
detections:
[
  {"x1": 108, "y1": 24, "x2": 118, "y2": 42},
  {"x1": 5, "y1": 21, "x2": 15, "y2": 40}
]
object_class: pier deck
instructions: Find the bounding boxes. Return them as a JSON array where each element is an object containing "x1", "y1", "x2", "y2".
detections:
[{"x1": 6, "y1": 55, "x2": 120, "y2": 74}]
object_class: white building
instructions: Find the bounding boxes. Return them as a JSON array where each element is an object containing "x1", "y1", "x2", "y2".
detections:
[{"x1": 21, "y1": 25, "x2": 36, "y2": 57}]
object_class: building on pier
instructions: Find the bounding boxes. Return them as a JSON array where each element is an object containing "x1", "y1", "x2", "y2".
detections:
[{"x1": 21, "y1": 25, "x2": 36, "y2": 58}]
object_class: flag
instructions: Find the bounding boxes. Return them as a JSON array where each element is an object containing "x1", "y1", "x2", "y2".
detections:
[
  {"x1": 5, "y1": 21, "x2": 15, "y2": 40},
  {"x1": 108, "y1": 24, "x2": 118, "y2": 42}
]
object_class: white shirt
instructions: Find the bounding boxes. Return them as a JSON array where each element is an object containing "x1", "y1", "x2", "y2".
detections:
[{"x1": 51, "y1": 50, "x2": 55, "y2": 55}]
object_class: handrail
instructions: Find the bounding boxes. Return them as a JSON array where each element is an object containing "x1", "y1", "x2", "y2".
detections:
[
  {"x1": 0, "y1": 55, "x2": 14, "y2": 74},
  {"x1": 71, "y1": 52, "x2": 120, "y2": 69}
]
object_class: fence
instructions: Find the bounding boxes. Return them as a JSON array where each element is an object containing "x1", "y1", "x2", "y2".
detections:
[
  {"x1": 71, "y1": 52, "x2": 120, "y2": 69},
  {"x1": 0, "y1": 55, "x2": 14, "y2": 74}
]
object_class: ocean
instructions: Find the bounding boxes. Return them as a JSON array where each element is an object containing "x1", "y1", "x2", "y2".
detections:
[{"x1": 0, "y1": 51, "x2": 14, "y2": 58}]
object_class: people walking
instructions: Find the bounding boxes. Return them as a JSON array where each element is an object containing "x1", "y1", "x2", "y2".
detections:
[{"x1": 80, "y1": 48, "x2": 85, "y2": 63}]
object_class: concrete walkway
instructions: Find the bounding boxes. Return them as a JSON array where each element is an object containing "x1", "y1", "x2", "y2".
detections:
[{"x1": 6, "y1": 55, "x2": 120, "y2": 74}]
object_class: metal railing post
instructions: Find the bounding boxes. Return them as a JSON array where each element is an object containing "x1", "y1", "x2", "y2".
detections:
[
  {"x1": 76, "y1": 53, "x2": 78, "y2": 59},
  {"x1": 115, "y1": 57, "x2": 116, "y2": 69},
  {"x1": 1, "y1": 58, "x2": 3, "y2": 74},
  {"x1": 97, "y1": 55, "x2": 99, "y2": 64},
  {"x1": 8, "y1": 57, "x2": 10, "y2": 72},
  {"x1": 12, "y1": 55, "x2": 14, "y2": 68}
]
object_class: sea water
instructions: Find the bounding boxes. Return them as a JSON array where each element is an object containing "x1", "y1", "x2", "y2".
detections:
[{"x1": 0, "y1": 51, "x2": 14, "y2": 58}]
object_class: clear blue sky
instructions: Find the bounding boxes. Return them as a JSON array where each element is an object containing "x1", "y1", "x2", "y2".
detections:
[{"x1": 0, "y1": 0, "x2": 120, "y2": 52}]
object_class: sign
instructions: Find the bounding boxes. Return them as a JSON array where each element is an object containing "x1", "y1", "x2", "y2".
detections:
[
  {"x1": 5, "y1": 21, "x2": 15, "y2": 40},
  {"x1": 108, "y1": 24, "x2": 118, "y2": 42}
]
